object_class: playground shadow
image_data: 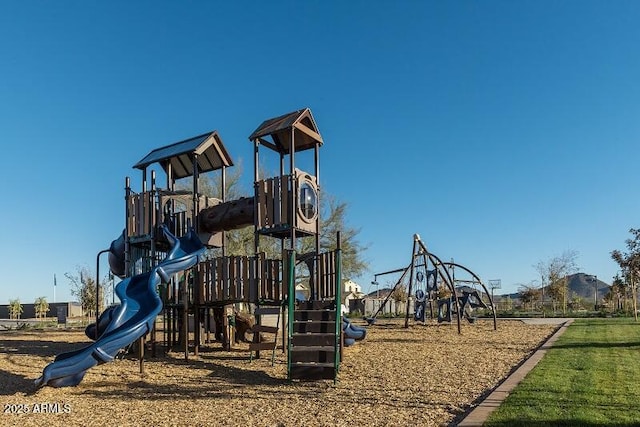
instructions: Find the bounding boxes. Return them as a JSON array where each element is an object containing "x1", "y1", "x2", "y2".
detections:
[
  {"x1": 379, "y1": 337, "x2": 423, "y2": 344},
  {"x1": 0, "y1": 369, "x2": 37, "y2": 395},
  {"x1": 78, "y1": 356, "x2": 319, "y2": 402},
  {"x1": 0, "y1": 337, "x2": 87, "y2": 358},
  {"x1": 188, "y1": 345, "x2": 260, "y2": 361}
]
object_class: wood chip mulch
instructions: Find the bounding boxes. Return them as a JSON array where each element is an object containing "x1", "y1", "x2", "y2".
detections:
[{"x1": 0, "y1": 319, "x2": 556, "y2": 427}]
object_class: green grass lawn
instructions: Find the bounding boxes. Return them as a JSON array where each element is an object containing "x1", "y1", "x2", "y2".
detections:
[{"x1": 484, "y1": 318, "x2": 640, "y2": 427}]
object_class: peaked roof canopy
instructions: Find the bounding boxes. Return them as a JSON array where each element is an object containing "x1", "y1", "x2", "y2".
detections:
[
  {"x1": 248, "y1": 108, "x2": 323, "y2": 154},
  {"x1": 133, "y1": 131, "x2": 233, "y2": 180}
]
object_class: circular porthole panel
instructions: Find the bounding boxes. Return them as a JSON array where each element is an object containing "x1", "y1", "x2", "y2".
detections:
[{"x1": 298, "y1": 179, "x2": 318, "y2": 224}]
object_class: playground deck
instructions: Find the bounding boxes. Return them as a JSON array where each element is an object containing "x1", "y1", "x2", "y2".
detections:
[{"x1": 0, "y1": 319, "x2": 556, "y2": 426}]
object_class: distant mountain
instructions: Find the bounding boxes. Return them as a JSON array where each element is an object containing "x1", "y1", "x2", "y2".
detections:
[
  {"x1": 566, "y1": 273, "x2": 609, "y2": 300},
  {"x1": 497, "y1": 273, "x2": 609, "y2": 301}
]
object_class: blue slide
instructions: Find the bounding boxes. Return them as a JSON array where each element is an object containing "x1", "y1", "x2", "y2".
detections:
[
  {"x1": 343, "y1": 317, "x2": 367, "y2": 347},
  {"x1": 35, "y1": 226, "x2": 205, "y2": 388}
]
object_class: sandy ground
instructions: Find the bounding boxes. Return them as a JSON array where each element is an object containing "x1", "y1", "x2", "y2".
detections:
[{"x1": 0, "y1": 319, "x2": 557, "y2": 427}]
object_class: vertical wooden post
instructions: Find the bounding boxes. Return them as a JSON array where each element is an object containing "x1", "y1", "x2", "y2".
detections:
[
  {"x1": 194, "y1": 267, "x2": 200, "y2": 357},
  {"x1": 138, "y1": 336, "x2": 144, "y2": 375},
  {"x1": 404, "y1": 237, "x2": 419, "y2": 328},
  {"x1": 151, "y1": 323, "x2": 156, "y2": 358},
  {"x1": 222, "y1": 306, "x2": 230, "y2": 351},
  {"x1": 183, "y1": 278, "x2": 189, "y2": 361},
  {"x1": 205, "y1": 308, "x2": 211, "y2": 344}
]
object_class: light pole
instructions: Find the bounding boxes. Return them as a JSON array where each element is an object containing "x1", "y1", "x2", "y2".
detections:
[
  {"x1": 96, "y1": 248, "x2": 110, "y2": 329},
  {"x1": 371, "y1": 280, "x2": 379, "y2": 314},
  {"x1": 587, "y1": 274, "x2": 598, "y2": 311}
]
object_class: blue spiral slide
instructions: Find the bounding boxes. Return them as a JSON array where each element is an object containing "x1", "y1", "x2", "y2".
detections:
[{"x1": 35, "y1": 226, "x2": 205, "y2": 388}]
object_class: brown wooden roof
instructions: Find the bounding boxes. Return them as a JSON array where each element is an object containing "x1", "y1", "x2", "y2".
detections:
[
  {"x1": 248, "y1": 108, "x2": 323, "y2": 154},
  {"x1": 134, "y1": 131, "x2": 233, "y2": 180}
]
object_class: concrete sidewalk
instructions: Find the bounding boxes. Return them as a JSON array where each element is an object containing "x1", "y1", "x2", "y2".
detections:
[{"x1": 457, "y1": 318, "x2": 574, "y2": 426}]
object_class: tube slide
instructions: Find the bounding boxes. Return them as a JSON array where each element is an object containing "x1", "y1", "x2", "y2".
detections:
[
  {"x1": 343, "y1": 317, "x2": 367, "y2": 347},
  {"x1": 35, "y1": 226, "x2": 205, "y2": 388},
  {"x1": 108, "y1": 230, "x2": 126, "y2": 279}
]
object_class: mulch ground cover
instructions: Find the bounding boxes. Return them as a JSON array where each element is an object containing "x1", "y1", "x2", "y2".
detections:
[{"x1": 0, "y1": 318, "x2": 556, "y2": 427}]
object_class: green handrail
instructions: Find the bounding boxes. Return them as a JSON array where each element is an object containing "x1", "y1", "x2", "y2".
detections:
[
  {"x1": 334, "y1": 243, "x2": 342, "y2": 379},
  {"x1": 286, "y1": 249, "x2": 296, "y2": 380}
]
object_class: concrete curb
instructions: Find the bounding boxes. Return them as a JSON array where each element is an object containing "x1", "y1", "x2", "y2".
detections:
[{"x1": 456, "y1": 318, "x2": 574, "y2": 427}]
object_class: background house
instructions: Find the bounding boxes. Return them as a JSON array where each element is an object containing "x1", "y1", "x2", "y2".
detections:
[{"x1": 343, "y1": 279, "x2": 365, "y2": 314}]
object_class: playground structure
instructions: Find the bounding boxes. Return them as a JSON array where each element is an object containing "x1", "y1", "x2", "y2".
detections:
[
  {"x1": 36, "y1": 226, "x2": 205, "y2": 388},
  {"x1": 367, "y1": 234, "x2": 497, "y2": 332},
  {"x1": 38, "y1": 108, "x2": 346, "y2": 386}
]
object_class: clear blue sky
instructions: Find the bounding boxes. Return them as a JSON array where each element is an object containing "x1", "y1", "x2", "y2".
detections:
[{"x1": 1, "y1": 1, "x2": 638, "y2": 304}]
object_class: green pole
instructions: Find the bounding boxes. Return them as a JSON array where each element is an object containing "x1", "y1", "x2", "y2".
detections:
[
  {"x1": 335, "y1": 232, "x2": 342, "y2": 378},
  {"x1": 287, "y1": 249, "x2": 296, "y2": 379}
]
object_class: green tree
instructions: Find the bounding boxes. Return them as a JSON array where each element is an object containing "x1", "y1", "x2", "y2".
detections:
[
  {"x1": 609, "y1": 274, "x2": 626, "y2": 311},
  {"x1": 301, "y1": 195, "x2": 368, "y2": 280},
  {"x1": 66, "y1": 266, "x2": 104, "y2": 318},
  {"x1": 534, "y1": 250, "x2": 579, "y2": 314},
  {"x1": 503, "y1": 295, "x2": 513, "y2": 311},
  {"x1": 34, "y1": 296, "x2": 49, "y2": 321},
  {"x1": 8, "y1": 299, "x2": 23, "y2": 320},
  {"x1": 568, "y1": 292, "x2": 584, "y2": 311},
  {"x1": 187, "y1": 169, "x2": 368, "y2": 279},
  {"x1": 518, "y1": 284, "x2": 540, "y2": 311},
  {"x1": 611, "y1": 228, "x2": 640, "y2": 320}
]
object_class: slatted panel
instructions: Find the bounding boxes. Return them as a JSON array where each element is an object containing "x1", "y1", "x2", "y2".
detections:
[
  {"x1": 259, "y1": 180, "x2": 268, "y2": 228},
  {"x1": 126, "y1": 192, "x2": 158, "y2": 237},
  {"x1": 196, "y1": 255, "x2": 287, "y2": 305},
  {"x1": 249, "y1": 255, "x2": 258, "y2": 302},
  {"x1": 216, "y1": 257, "x2": 224, "y2": 301},
  {"x1": 266, "y1": 261, "x2": 273, "y2": 301},
  {"x1": 274, "y1": 258, "x2": 281, "y2": 301},
  {"x1": 197, "y1": 264, "x2": 205, "y2": 302},
  {"x1": 136, "y1": 194, "x2": 144, "y2": 236},
  {"x1": 319, "y1": 252, "x2": 327, "y2": 299},
  {"x1": 143, "y1": 193, "x2": 152, "y2": 235},
  {"x1": 198, "y1": 256, "x2": 258, "y2": 304},
  {"x1": 316, "y1": 251, "x2": 338, "y2": 300},
  {"x1": 260, "y1": 254, "x2": 267, "y2": 300},
  {"x1": 256, "y1": 175, "x2": 294, "y2": 230},
  {"x1": 127, "y1": 195, "x2": 137, "y2": 237},
  {"x1": 281, "y1": 175, "x2": 289, "y2": 224},
  {"x1": 273, "y1": 177, "x2": 281, "y2": 224},
  {"x1": 266, "y1": 178, "x2": 274, "y2": 227},
  {"x1": 229, "y1": 257, "x2": 236, "y2": 299},
  {"x1": 243, "y1": 256, "x2": 250, "y2": 300},
  {"x1": 209, "y1": 260, "x2": 216, "y2": 302},
  {"x1": 328, "y1": 252, "x2": 335, "y2": 299}
]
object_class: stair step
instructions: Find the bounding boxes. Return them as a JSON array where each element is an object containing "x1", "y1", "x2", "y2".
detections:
[
  {"x1": 294, "y1": 310, "x2": 336, "y2": 322},
  {"x1": 292, "y1": 320, "x2": 336, "y2": 334},
  {"x1": 249, "y1": 342, "x2": 277, "y2": 351},
  {"x1": 255, "y1": 307, "x2": 281, "y2": 315},
  {"x1": 292, "y1": 333, "x2": 336, "y2": 347},
  {"x1": 296, "y1": 301, "x2": 335, "y2": 311},
  {"x1": 252, "y1": 325, "x2": 279, "y2": 334},
  {"x1": 290, "y1": 363, "x2": 336, "y2": 380},
  {"x1": 291, "y1": 346, "x2": 335, "y2": 363}
]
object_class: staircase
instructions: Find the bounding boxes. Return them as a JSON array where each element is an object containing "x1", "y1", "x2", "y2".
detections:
[
  {"x1": 289, "y1": 300, "x2": 340, "y2": 381},
  {"x1": 249, "y1": 305, "x2": 281, "y2": 365}
]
